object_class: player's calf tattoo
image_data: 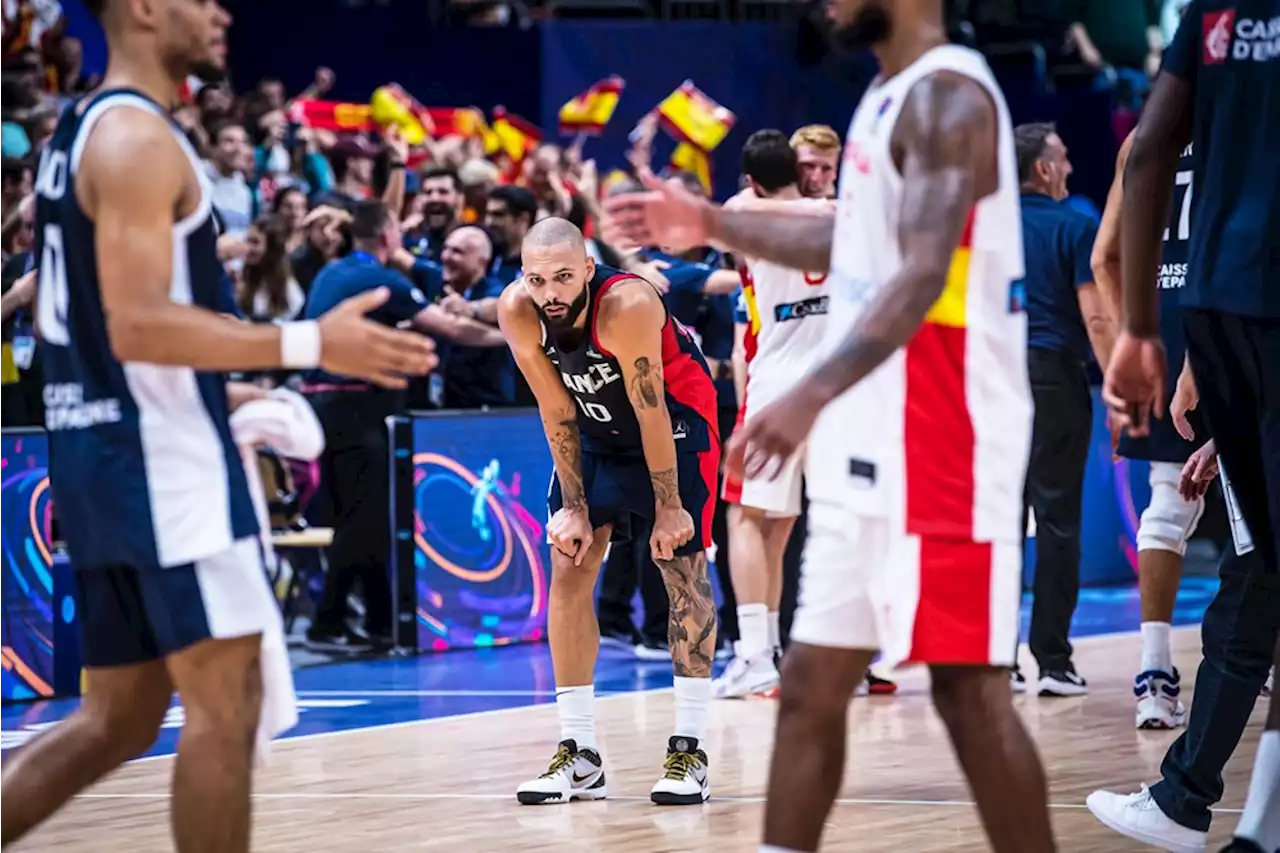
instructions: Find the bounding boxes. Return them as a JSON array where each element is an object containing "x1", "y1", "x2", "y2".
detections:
[{"x1": 656, "y1": 553, "x2": 717, "y2": 677}]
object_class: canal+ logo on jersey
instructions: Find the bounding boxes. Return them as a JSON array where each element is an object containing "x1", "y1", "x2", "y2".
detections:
[{"x1": 1203, "y1": 9, "x2": 1235, "y2": 63}]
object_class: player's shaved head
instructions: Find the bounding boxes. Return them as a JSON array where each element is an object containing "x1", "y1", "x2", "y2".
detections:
[
  {"x1": 521, "y1": 218, "x2": 594, "y2": 332},
  {"x1": 522, "y1": 217, "x2": 586, "y2": 256}
]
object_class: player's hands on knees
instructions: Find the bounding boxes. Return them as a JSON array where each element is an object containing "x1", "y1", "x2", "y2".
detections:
[
  {"x1": 651, "y1": 506, "x2": 694, "y2": 562},
  {"x1": 1170, "y1": 355, "x2": 1199, "y2": 442},
  {"x1": 548, "y1": 505, "x2": 594, "y2": 567},
  {"x1": 318, "y1": 288, "x2": 438, "y2": 389},
  {"x1": 1178, "y1": 439, "x2": 1218, "y2": 501}
]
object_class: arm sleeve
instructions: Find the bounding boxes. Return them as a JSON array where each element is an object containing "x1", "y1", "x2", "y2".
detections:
[
  {"x1": 408, "y1": 258, "x2": 446, "y2": 301},
  {"x1": 663, "y1": 260, "x2": 716, "y2": 295},
  {"x1": 381, "y1": 270, "x2": 431, "y2": 323}
]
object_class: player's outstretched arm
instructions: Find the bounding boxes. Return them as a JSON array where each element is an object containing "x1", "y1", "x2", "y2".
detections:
[
  {"x1": 799, "y1": 72, "x2": 996, "y2": 403},
  {"x1": 81, "y1": 109, "x2": 434, "y2": 387},
  {"x1": 595, "y1": 281, "x2": 681, "y2": 513},
  {"x1": 497, "y1": 282, "x2": 585, "y2": 508},
  {"x1": 1091, "y1": 132, "x2": 1134, "y2": 324}
]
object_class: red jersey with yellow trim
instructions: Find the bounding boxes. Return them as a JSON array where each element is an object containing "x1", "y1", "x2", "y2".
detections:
[
  {"x1": 808, "y1": 44, "x2": 1030, "y2": 544},
  {"x1": 737, "y1": 196, "x2": 833, "y2": 413}
]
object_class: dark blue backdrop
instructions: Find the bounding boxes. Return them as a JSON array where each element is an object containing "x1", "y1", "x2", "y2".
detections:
[{"x1": 60, "y1": 0, "x2": 1118, "y2": 203}]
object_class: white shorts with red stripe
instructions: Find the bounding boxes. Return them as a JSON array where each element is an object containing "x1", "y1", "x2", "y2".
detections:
[
  {"x1": 721, "y1": 448, "x2": 804, "y2": 517},
  {"x1": 792, "y1": 496, "x2": 1021, "y2": 668}
]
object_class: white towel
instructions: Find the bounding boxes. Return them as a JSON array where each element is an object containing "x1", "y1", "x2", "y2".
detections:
[{"x1": 227, "y1": 388, "x2": 325, "y2": 766}]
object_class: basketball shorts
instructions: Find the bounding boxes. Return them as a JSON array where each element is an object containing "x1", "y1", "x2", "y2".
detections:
[
  {"x1": 547, "y1": 445, "x2": 720, "y2": 558},
  {"x1": 75, "y1": 537, "x2": 284, "y2": 667},
  {"x1": 721, "y1": 400, "x2": 803, "y2": 517},
  {"x1": 791, "y1": 496, "x2": 1021, "y2": 670}
]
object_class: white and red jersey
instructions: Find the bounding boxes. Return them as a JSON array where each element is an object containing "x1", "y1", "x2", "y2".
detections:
[
  {"x1": 738, "y1": 197, "x2": 833, "y2": 414},
  {"x1": 805, "y1": 44, "x2": 1031, "y2": 544}
]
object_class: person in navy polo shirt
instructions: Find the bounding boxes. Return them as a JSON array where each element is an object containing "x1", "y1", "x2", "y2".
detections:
[
  {"x1": 302, "y1": 201, "x2": 503, "y2": 650},
  {"x1": 1011, "y1": 122, "x2": 1118, "y2": 697},
  {"x1": 1099, "y1": 2, "x2": 1280, "y2": 851}
]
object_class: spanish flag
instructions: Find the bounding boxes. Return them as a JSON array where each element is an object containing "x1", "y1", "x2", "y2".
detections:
[
  {"x1": 655, "y1": 80, "x2": 735, "y2": 152},
  {"x1": 287, "y1": 99, "x2": 377, "y2": 133},
  {"x1": 669, "y1": 142, "x2": 713, "y2": 195},
  {"x1": 492, "y1": 106, "x2": 542, "y2": 162},
  {"x1": 559, "y1": 76, "x2": 625, "y2": 137}
]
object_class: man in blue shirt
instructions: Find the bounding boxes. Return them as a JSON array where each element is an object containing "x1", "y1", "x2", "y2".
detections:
[
  {"x1": 302, "y1": 201, "x2": 500, "y2": 650},
  {"x1": 1099, "y1": 2, "x2": 1280, "y2": 851},
  {"x1": 1013, "y1": 122, "x2": 1118, "y2": 697}
]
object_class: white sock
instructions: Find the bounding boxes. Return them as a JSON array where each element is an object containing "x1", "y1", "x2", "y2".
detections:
[
  {"x1": 767, "y1": 611, "x2": 781, "y2": 651},
  {"x1": 1139, "y1": 621, "x2": 1173, "y2": 673},
  {"x1": 737, "y1": 603, "x2": 768, "y2": 659},
  {"x1": 1234, "y1": 729, "x2": 1280, "y2": 849},
  {"x1": 556, "y1": 684, "x2": 597, "y2": 751},
  {"x1": 673, "y1": 676, "x2": 711, "y2": 743}
]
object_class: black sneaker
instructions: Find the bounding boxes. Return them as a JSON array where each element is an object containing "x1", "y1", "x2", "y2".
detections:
[
  {"x1": 305, "y1": 627, "x2": 372, "y2": 653},
  {"x1": 1038, "y1": 667, "x2": 1088, "y2": 696},
  {"x1": 1217, "y1": 839, "x2": 1267, "y2": 853}
]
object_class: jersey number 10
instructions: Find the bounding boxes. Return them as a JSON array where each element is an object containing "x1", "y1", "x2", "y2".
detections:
[
  {"x1": 36, "y1": 223, "x2": 71, "y2": 346},
  {"x1": 1163, "y1": 170, "x2": 1193, "y2": 243},
  {"x1": 575, "y1": 397, "x2": 613, "y2": 423}
]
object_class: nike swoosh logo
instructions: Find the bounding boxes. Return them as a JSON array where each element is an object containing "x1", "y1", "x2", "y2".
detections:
[{"x1": 572, "y1": 772, "x2": 597, "y2": 783}]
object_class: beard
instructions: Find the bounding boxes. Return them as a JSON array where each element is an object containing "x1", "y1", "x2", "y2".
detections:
[
  {"x1": 189, "y1": 59, "x2": 227, "y2": 86},
  {"x1": 831, "y1": 2, "x2": 892, "y2": 52},
  {"x1": 536, "y1": 286, "x2": 590, "y2": 333}
]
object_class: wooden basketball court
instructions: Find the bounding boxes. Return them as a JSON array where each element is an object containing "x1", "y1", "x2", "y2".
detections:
[{"x1": 10, "y1": 627, "x2": 1265, "y2": 852}]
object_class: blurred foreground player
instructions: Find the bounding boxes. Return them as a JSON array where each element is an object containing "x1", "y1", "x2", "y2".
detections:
[
  {"x1": 500, "y1": 218, "x2": 720, "y2": 806},
  {"x1": 1101, "y1": 1, "x2": 1280, "y2": 851},
  {"x1": 606, "y1": 0, "x2": 1057, "y2": 848},
  {"x1": 0, "y1": 1, "x2": 435, "y2": 850}
]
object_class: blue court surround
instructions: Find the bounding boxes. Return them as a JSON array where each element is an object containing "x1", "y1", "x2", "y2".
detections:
[{"x1": 0, "y1": 579, "x2": 1219, "y2": 757}]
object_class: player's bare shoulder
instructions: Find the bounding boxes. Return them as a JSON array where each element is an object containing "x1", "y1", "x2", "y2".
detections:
[
  {"x1": 497, "y1": 277, "x2": 542, "y2": 344},
  {"x1": 893, "y1": 69, "x2": 999, "y2": 197},
  {"x1": 596, "y1": 275, "x2": 665, "y2": 340},
  {"x1": 76, "y1": 103, "x2": 191, "y2": 217}
]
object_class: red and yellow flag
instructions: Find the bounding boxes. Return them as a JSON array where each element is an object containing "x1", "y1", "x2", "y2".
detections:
[
  {"x1": 492, "y1": 106, "x2": 542, "y2": 162},
  {"x1": 559, "y1": 76, "x2": 625, "y2": 136},
  {"x1": 656, "y1": 80, "x2": 735, "y2": 151},
  {"x1": 669, "y1": 142, "x2": 713, "y2": 194},
  {"x1": 288, "y1": 99, "x2": 377, "y2": 133}
]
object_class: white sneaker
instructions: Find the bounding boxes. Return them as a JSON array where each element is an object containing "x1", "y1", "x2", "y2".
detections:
[
  {"x1": 1085, "y1": 786, "x2": 1207, "y2": 853},
  {"x1": 516, "y1": 740, "x2": 608, "y2": 805},
  {"x1": 1135, "y1": 669, "x2": 1186, "y2": 729},
  {"x1": 713, "y1": 643, "x2": 780, "y2": 699},
  {"x1": 650, "y1": 736, "x2": 710, "y2": 805},
  {"x1": 1011, "y1": 667, "x2": 1027, "y2": 694}
]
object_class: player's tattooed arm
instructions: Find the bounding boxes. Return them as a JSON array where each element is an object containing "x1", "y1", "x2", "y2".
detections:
[
  {"x1": 497, "y1": 282, "x2": 586, "y2": 508},
  {"x1": 655, "y1": 552, "x2": 717, "y2": 678},
  {"x1": 802, "y1": 72, "x2": 998, "y2": 404},
  {"x1": 703, "y1": 204, "x2": 835, "y2": 274},
  {"x1": 598, "y1": 281, "x2": 684, "y2": 510}
]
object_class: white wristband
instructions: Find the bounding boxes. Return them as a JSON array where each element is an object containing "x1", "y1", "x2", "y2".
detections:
[{"x1": 280, "y1": 321, "x2": 322, "y2": 370}]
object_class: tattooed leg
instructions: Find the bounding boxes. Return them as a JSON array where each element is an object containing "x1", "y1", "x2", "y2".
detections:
[{"x1": 655, "y1": 553, "x2": 718, "y2": 678}]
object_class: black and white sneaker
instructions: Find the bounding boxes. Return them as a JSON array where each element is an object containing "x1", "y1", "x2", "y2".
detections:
[
  {"x1": 516, "y1": 739, "x2": 607, "y2": 805},
  {"x1": 1039, "y1": 668, "x2": 1088, "y2": 696},
  {"x1": 1011, "y1": 666, "x2": 1027, "y2": 694},
  {"x1": 650, "y1": 736, "x2": 710, "y2": 805}
]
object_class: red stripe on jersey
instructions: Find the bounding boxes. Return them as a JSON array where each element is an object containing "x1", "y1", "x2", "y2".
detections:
[
  {"x1": 661, "y1": 318, "x2": 720, "y2": 443},
  {"x1": 957, "y1": 206, "x2": 976, "y2": 249},
  {"x1": 903, "y1": 322, "x2": 975, "y2": 538},
  {"x1": 904, "y1": 538, "x2": 993, "y2": 665},
  {"x1": 697, "y1": 439, "x2": 721, "y2": 549},
  {"x1": 739, "y1": 266, "x2": 759, "y2": 365},
  {"x1": 589, "y1": 273, "x2": 638, "y2": 358}
]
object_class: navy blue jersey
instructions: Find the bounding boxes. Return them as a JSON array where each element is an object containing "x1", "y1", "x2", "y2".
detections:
[
  {"x1": 540, "y1": 265, "x2": 719, "y2": 455},
  {"x1": 33, "y1": 89, "x2": 257, "y2": 571},
  {"x1": 1163, "y1": 0, "x2": 1280, "y2": 318},
  {"x1": 1119, "y1": 145, "x2": 1203, "y2": 462}
]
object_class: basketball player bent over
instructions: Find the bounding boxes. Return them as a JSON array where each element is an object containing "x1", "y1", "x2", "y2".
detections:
[
  {"x1": 0, "y1": 2, "x2": 435, "y2": 850},
  {"x1": 606, "y1": 0, "x2": 1056, "y2": 848},
  {"x1": 715, "y1": 131, "x2": 833, "y2": 699},
  {"x1": 500, "y1": 218, "x2": 720, "y2": 806},
  {"x1": 1092, "y1": 132, "x2": 1203, "y2": 729}
]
